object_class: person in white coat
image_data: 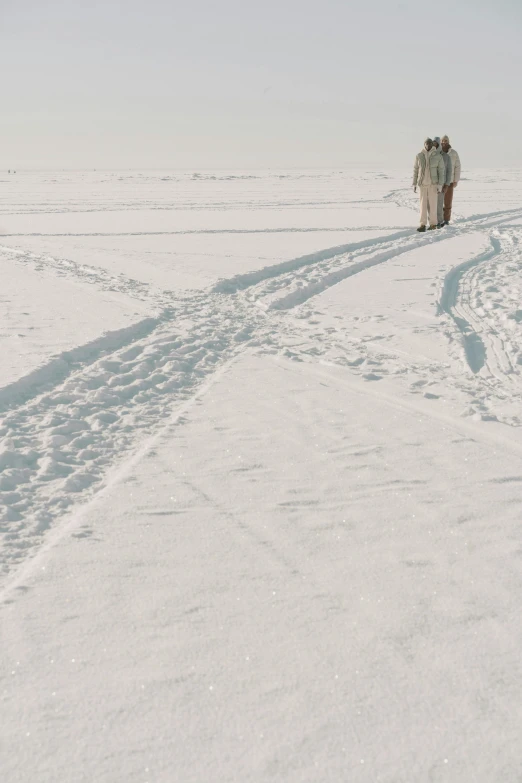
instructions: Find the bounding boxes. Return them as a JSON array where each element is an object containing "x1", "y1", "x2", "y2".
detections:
[
  {"x1": 441, "y1": 135, "x2": 461, "y2": 224},
  {"x1": 412, "y1": 138, "x2": 445, "y2": 232}
]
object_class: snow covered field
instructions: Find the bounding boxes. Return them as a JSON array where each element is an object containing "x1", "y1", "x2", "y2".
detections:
[{"x1": 2, "y1": 168, "x2": 522, "y2": 781}]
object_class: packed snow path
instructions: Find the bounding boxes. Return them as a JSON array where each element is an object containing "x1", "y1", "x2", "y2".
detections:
[{"x1": 2, "y1": 170, "x2": 522, "y2": 782}]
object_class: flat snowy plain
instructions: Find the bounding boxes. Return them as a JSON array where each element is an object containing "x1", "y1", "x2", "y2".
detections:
[{"x1": 1, "y1": 168, "x2": 522, "y2": 782}]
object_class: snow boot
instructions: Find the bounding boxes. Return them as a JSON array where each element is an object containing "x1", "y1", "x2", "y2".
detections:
[
  {"x1": 428, "y1": 225, "x2": 437, "y2": 230},
  {"x1": 417, "y1": 225, "x2": 426, "y2": 232}
]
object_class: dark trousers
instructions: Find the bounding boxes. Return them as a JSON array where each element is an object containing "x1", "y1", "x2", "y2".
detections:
[{"x1": 444, "y1": 184, "x2": 455, "y2": 222}]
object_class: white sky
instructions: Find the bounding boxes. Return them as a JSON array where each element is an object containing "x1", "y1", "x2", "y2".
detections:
[{"x1": 1, "y1": 0, "x2": 521, "y2": 169}]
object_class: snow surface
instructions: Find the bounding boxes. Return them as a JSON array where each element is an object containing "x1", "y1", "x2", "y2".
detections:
[{"x1": 2, "y1": 168, "x2": 522, "y2": 781}]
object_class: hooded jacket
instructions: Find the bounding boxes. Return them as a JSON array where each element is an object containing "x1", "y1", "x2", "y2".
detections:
[{"x1": 412, "y1": 147, "x2": 445, "y2": 188}]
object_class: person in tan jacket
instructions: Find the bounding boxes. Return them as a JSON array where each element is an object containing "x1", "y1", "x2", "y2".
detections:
[
  {"x1": 441, "y1": 135, "x2": 461, "y2": 225},
  {"x1": 412, "y1": 138, "x2": 446, "y2": 232}
]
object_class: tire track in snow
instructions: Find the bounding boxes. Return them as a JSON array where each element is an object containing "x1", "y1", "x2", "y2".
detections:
[
  {"x1": 0, "y1": 355, "x2": 241, "y2": 604},
  {"x1": 457, "y1": 242, "x2": 515, "y2": 381},
  {"x1": 438, "y1": 236, "x2": 500, "y2": 373},
  {"x1": 214, "y1": 206, "x2": 522, "y2": 309},
  {"x1": 268, "y1": 233, "x2": 450, "y2": 311},
  {"x1": 0, "y1": 315, "x2": 163, "y2": 414},
  {"x1": 438, "y1": 227, "x2": 522, "y2": 391},
  {"x1": 248, "y1": 208, "x2": 522, "y2": 425},
  {"x1": 254, "y1": 212, "x2": 522, "y2": 425},
  {"x1": 2, "y1": 203, "x2": 522, "y2": 584},
  {"x1": 0, "y1": 293, "x2": 260, "y2": 580},
  {"x1": 212, "y1": 229, "x2": 413, "y2": 293},
  {"x1": 0, "y1": 221, "x2": 419, "y2": 580}
]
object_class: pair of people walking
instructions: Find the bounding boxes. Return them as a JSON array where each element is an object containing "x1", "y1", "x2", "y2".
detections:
[{"x1": 412, "y1": 136, "x2": 461, "y2": 232}]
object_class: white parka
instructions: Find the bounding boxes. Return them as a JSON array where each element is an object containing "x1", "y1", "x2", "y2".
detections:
[
  {"x1": 447, "y1": 147, "x2": 461, "y2": 183},
  {"x1": 412, "y1": 147, "x2": 445, "y2": 189}
]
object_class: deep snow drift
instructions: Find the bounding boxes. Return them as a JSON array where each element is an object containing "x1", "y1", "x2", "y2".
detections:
[{"x1": 1, "y1": 169, "x2": 522, "y2": 782}]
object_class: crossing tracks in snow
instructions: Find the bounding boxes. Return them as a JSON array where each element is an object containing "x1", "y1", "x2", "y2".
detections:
[{"x1": 1, "y1": 196, "x2": 522, "y2": 587}]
